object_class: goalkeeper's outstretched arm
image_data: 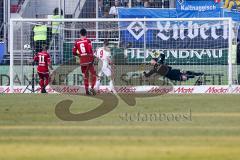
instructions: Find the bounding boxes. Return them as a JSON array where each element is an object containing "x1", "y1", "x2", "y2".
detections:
[
  {"x1": 144, "y1": 69, "x2": 157, "y2": 77},
  {"x1": 143, "y1": 56, "x2": 160, "y2": 78}
]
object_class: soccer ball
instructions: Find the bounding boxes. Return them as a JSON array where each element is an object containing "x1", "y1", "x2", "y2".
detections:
[
  {"x1": 150, "y1": 50, "x2": 160, "y2": 58},
  {"x1": 23, "y1": 44, "x2": 31, "y2": 50}
]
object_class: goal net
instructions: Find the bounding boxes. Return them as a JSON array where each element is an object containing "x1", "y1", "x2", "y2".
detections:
[{"x1": 8, "y1": 18, "x2": 236, "y2": 93}]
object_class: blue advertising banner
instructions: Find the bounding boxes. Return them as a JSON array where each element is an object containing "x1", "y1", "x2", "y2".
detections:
[
  {"x1": 224, "y1": 11, "x2": 240, "y2": 22},
  {"x1": 118, "y1": 7, "x2": 240, "y2": 21},
  {"x1": 118, "y1": 8, "x2": 222, "y2": 19},
  {"x1": 119, "y1": 20, "x2": 228, "y2": 49},
  {"x1": 117, "y1": 7, "x2": 236, "y2": 65},
  {"x1": 176, "y1": 0, "x2": 221, "y2": 12},
  {"x1": 118, "y1": 8, "x2": 229, "y2": 49},
  {"x1": 0, "y1": 42, "x2": 5, "y2": 64}
]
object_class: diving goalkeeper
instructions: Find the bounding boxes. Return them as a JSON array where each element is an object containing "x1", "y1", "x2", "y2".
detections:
[{"x1": 143, "y1": 53, "x2": 204, "y2": 81}]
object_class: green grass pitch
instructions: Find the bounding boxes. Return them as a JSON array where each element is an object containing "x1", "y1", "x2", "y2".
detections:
[{"x1": 0, "y1": 94, "x2": 240, "y2": 160}]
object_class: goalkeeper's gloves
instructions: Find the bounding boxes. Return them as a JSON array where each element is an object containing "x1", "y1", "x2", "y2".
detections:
[
  {"x1": 158, "y1": 53, "x2": 165, "y2": 64},
  {"x1": 143, "y1": 71, "x2": 147, "y2": 77}
]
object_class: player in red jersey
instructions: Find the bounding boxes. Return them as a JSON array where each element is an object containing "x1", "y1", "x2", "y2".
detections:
[
  {"x1": 34, "y1": 45, "x2": 53, "y2": 93},
  {"x1": 72, "y1": 28, "x2": 96, "y2": 95}
]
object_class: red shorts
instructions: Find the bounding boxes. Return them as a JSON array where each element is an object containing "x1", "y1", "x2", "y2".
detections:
[
  {"x1": 81, "y1": 65, "x2": 96, "y2": 77},
  {"x1": 38, "y1": 72, "x2": 49, "y2": 79}
]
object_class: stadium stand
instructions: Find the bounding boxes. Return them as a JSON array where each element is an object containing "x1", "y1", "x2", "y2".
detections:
[
  {"x1": 0, "y1": 0, "x2": 4, "y2": 64},
  {"x1": 3, "y1": 0, "x2": 175, "y2": 65},
  {"x1": 10, "y1": 0, "x2": 23, "y2": 13},
  {"x1": 0, "y1": 0, "x2": 3, "y2": 41}
]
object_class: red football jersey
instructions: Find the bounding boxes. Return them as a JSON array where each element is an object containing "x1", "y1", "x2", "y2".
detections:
[
  {"x1": 72, "y1": 37, "x2": 94, "y2": 65},
  {"x1": 34, "y1": 51, "x2": 51, "y2": 73}
]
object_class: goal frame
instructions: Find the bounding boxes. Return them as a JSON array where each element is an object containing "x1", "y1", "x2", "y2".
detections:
[{"x1": 9, "y1": 17, "x2": 233, "y2": 93}]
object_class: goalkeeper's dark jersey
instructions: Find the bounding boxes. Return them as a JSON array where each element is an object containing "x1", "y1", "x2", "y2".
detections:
[{"x1": 145, "y1": 64, "x2": 182, "y2": 81}]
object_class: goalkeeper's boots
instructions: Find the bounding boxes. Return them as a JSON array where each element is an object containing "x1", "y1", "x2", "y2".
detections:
[
  {"x1": 186, "y1": 75, "x2": 195, "y2": 79},
  {"x1": 185, "y1": 71, "x2": 204, "y2": 76},
  {"x1": 199, "y1": 72, "x2": 204, "y2": 76},
  {"x1": 194, "y1": 72, "x2": 204, "y2": 76}
]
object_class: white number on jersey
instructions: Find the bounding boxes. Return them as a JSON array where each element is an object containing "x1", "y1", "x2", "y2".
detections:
[
  {"x1": 96, "y1": 48, "x2": 110, "y2": 61},
  {"x1": 80, "y1": 43, "x2": 86, "y2": 53},
  {"x1": 39, "y1": 55, "x2": 45, "y2": 63}
]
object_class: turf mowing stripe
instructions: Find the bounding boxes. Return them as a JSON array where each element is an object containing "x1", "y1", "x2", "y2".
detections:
[{"x1": 0, "y1": 125, "x2": 240, "y2": 130}]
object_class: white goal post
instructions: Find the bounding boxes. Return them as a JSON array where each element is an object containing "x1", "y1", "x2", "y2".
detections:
[{"x1": 8, "y1": 17, "x2": 236, "y2": 94}]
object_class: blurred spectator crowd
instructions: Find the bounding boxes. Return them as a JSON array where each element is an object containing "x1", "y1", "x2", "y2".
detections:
[
  {"x1": 98, "y1": 0, "x2": 173, "y2": 18},
  {"x1": 0, "y1": 0, "x2": 3, "y2": 40},
  {"x1": 1, "y1": 0, "x2": 240, "y2": 41},
  {"x1": 223, "y1": 0, "x2": 240, "y2": 11},
  {"x1": 0, "y1": 0, "x2": 173, "y2": 40}
]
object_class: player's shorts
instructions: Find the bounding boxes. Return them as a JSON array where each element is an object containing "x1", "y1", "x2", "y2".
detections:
[
  {"x1": 81, "y1": 65, "x2": 96, "y2": 77},
  {"x1": 165, "y1": 69, "x2": 181, "y2": 81},
  {"x1": 38, "y1": 72, "x2": 49, "y2": 79},
  {"x1": 98, "y1": 66, "x2": 112, "y2": 77}
]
